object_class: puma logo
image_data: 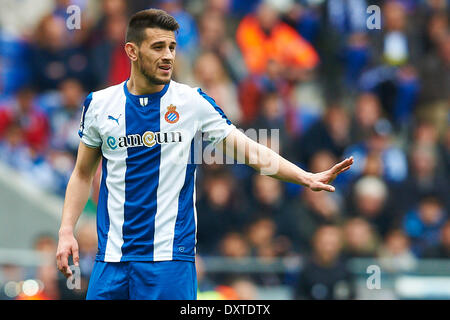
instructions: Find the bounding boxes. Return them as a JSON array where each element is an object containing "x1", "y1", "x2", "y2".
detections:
[{"x1": 108, "y1": 114, "x2": 122, "y2": 125}]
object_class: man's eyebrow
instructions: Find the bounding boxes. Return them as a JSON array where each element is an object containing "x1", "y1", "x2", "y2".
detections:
[{"x1": 150, "y1": 40, "x2": 177, "y2": 46}]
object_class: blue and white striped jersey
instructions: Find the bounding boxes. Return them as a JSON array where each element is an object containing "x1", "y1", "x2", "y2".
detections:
[{"x1": 78, "y1": 80, "x2": 235, "y2": 262}]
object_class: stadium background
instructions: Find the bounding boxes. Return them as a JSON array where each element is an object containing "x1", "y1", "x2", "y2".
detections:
[{"x1": 0, "y1": 0, "x2": 449, "y2": 300}]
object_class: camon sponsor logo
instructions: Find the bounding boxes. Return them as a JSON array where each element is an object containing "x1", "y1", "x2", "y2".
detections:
[{"x1": 107, "y1": 131, "x2": 183, "y2": 149}]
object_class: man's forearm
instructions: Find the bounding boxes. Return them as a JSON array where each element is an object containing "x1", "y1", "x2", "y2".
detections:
[
  {"x1": 59, "y1": 171, "x2": 94, "y2": 234},
  {"x1": 245, "y1": 139, "x2": 312, "y2": 187},
  {"x1": 223, "y1": 129, "x2": 313, "y2": 187}
]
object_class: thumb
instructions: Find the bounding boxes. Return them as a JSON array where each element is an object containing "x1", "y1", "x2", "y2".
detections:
[{"x1": 313, "y1": 183, "x2": 335, "y2": 192}]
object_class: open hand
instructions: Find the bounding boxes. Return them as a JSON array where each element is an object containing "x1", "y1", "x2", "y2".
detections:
[{"x1": 309, "y1": 156, "x2": 354, "y2": 192}]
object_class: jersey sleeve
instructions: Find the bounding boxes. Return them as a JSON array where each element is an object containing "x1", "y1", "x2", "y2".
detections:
[
  {"x1": 195, "y1": 88, "x2": 236, "y2": 147},
  {"x1": 78, "y1": 93, "x2": 102, "y2": 148}
]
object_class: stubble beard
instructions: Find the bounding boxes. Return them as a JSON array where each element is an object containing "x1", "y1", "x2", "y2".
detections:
[{"x1": 138, "y1": 52, "x2": 171, "y2": 86}]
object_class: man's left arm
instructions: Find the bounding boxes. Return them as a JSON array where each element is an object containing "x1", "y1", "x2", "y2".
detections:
[{"x1": 220, "y1": 128, "x2": 353, "y2": 192}]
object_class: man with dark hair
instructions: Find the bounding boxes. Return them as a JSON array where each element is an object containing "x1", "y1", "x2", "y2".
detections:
[{"x1": 56, "y1": 8, "x2": 353, "y2": 300}]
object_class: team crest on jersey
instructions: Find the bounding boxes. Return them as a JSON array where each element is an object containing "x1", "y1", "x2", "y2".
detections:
[{"x1": 164, "y1": 105, "x2": 179, "y2": 124}]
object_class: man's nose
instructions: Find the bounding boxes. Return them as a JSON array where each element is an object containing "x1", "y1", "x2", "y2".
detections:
[{"x1": 162, "y1": 47, "x2": 174, "y2": 61}]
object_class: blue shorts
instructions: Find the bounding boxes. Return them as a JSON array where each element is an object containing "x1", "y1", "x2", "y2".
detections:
[{"x1": 86, "y1": 260, "x2": 197, "y2": 300}]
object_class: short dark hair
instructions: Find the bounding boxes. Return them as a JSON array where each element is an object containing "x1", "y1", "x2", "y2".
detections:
[{"x1": 126, "y1": 9, "x2": 179, "y2": 45}]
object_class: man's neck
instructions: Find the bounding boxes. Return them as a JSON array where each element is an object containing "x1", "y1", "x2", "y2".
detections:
[{"x1": 127, "y1": 70, "x2": 165, "y2": 95}]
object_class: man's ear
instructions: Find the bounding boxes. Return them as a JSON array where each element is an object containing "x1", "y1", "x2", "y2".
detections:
[{"x1": 124, "y1": 42, "x2": 139, "y2": 62}]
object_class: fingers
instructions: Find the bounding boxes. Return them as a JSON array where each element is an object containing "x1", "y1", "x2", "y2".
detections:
[
  {"x1": 73, "y1": 247, "x2": 80, "y2": 267},
  {"x1": 331, "y1": 156, "x2": 354, "y2": 174},
  {"x1": 339, "y1": 165, "x2": 352, "y2": 174},
  {"x1": 311, "y1": 182, "x2": 335, "y2": 192},
  {"x1": 56, "y1": 246, "x2": 80, "y2": 278},
  {"x1": 57, "y1": 250, "x2": 73, "y2": 278}
]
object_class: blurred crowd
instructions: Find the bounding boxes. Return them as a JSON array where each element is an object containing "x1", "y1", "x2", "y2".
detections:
[{"x1": 0, "y1": 0, "x2": 449, "y2": 300}]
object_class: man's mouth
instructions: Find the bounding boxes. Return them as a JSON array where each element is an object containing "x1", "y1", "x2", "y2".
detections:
[{"x1": 159, "y1": 65, "x2": 171, "y2": 71}]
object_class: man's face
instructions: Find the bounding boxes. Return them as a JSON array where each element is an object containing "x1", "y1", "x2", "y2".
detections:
[{"x1": 135, "y1": 28, "x2": 176, "y2": 85}]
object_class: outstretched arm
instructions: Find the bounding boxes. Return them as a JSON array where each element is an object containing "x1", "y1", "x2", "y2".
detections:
[{"x1": 221, "y1": 128, "x2": 353, "y2": 192}]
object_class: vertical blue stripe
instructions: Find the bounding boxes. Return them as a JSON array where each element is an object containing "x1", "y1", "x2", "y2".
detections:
[
  {"x1": 121, "y1": 97, "x2": 161, "y2": 260},
  {"x1": 78, "y1": 92, "x2": 93, "y2": 138},
  {"x1": 197, "y1": 88, "x2": 232, "y2": 125},
  {"x1": 96, "y1": 156, "x2": 110, "y2": 261},
  {"x1": 172, "y1": 139, "x2": 197, "y2": 258}
]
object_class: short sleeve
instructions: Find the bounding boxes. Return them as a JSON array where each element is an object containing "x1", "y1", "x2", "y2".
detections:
[
  {"x1": 78, "y1": 93, "x2": 102, "y2": 148},
  {"x1": 196, "y1": 88, "x2": 235, "y2": 147}
]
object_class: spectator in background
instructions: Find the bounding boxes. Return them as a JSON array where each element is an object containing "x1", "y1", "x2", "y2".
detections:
[
  {"x1": 283, "y1": 1, "x2": 321, "y2": 47},
  {"x1": 249, "y1": 90, "x2": 292, "y2": 155},
  {"x1": 349, "y1": 175, "x2": 393, "y2": 237},
  {"x1": 359, "y1": 1, "x2": 421, "y2": 127},
  {"x1": 344, "y1": 119, "x2": 408, "y2": 184},
  {"x1": 91, "y1": 13, "x2": 130, "y2": 87},
  {"x1": 371, "y1": 1, "x2": 420, "y2": 66},
  {"x1": 250, "y1": 174, "x2": 284, "y2": 216},
  {"x1": 237, "y1": 59, "x2": 289, "y2": 126},
  {"x1": 0, "y1": 120, "x2": 58, "y2": 193},
  {"x1": 423, "y1": 220, "x2": 450, "y2": 259},
  {"x1": 397, "y1": 142, "x2": 450, "y2": 214},
  {"x1": 47, "y1": 79, "x2": 84, "y2": 156},
  {"x1": 296, "y1": 104, "x2": 351, "y2": 167},
  {"x1": 236, "y1": 0, "x2": 319, "y2": 78},
  {"x1": 219, "y1": 232, "x2": 250, "y2": 259},
  {"x1": 42, "y1": 78, "x2": 84, "y2": 194},
  {"x1": 326, "y1": 0, "x2": 368, "y2": 37},
  {"x1": 89, "y1": 0, "x2": 128, "y2": 44},
  {"x1": 0, "y1": 87, "x2": 49, "y2": 153},
  {"x1": 193, "y1": 52, "x2": 241, "y2": 124},
  {"x1": 0, "y1": 86, "x2": 62, "y2": 193},
  {"x1": 295, "y1": 225, "x2": 354, "y2": 300},
  {"x1": 196, "y1": 170, "x2": 249, "y2": 255},
  {"x1": 378, "y1": 229, "x2": 417, "y2": 272},
  {"x1": 195, "y1": 9, "x2": 247, "y2": 82},
  {"x1": 342, "y1": 217, "x2": 380, "y2": 259},
  {"x1": 205, "y1": 0, "x2": 233, "y2": 15},
  {"x1": 245, "y1": 217, "x2": 290, "y2": 286},
  {"x1": 0, "y1": 121, "x2": 31, "y2": 169},
  {"x1": 420, "y1": 10, "x2": 448, "y2": 55},
  {"x1": 340, "y1": 32, "x2": 372, "y2": 90},
  {"x1": 29, "y1": 14, "x2": 91, "y2": 92},
  {"x1": 350, "y1": 93, "x2": 383, "y2": 145},
  {"x1": 246, "y1": 217, "x2": 292, "y2": 260},
  {"x1": 0, "y1": 30, "x2": 30, "y2": 96},
  {"x1": 319, "y1": 0, "x2": 369, "y2": 93},
  {"x1": 279, "y1": 187, "x2": 342, "y2": 253},
  {"x1": 403, "y1": 194, "x2": 447, "y2": 257},
  {"x1": 418, "y1": 33, "x2": 450, "y2": 106}
]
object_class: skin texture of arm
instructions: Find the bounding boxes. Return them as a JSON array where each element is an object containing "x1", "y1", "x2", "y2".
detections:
[
  {"x1": 56, "y1": 142, "x2": 101, "y2": 278},
  {"x1": 221, "y1": 128, "x2": 353, "y2": 192}
]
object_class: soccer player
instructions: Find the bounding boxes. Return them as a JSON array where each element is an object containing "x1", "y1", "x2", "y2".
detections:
[{"x1": 56, "y1": 9, "x2": 353, "y2": 300}]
